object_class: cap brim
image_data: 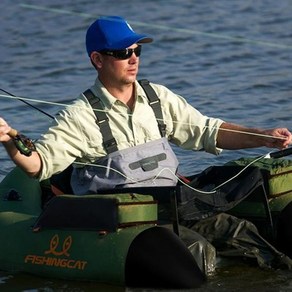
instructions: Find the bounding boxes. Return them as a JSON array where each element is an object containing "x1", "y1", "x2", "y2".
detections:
[
  {"x1": 109, "y1": 35, "x2": 153, "y2": 50},
  {"x1": 137, "y1": 36, "x2": 153, "y2": 44}
]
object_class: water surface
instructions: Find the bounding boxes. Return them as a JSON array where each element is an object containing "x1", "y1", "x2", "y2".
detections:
[{"x1": 1, "y1": 0, "x2": 292, "y2": 290}]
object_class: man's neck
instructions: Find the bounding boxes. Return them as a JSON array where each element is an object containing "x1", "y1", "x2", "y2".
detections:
[{"x1": 100, "y1": 78, "x2": 136, "y2": 110}]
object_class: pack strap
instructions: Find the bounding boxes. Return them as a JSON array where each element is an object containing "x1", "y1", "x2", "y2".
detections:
[
  {"x1": 138, "y1": 79, "x2": 166, "y2": 137},
  {"x1": 83, "y1": 80, "x2": 166, "y2": 154},
  {"x1": 83, "y1": 89, "x2": 118, "y2": 153}
]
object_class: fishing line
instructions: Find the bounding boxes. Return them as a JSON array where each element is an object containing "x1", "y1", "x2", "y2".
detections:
[
  {"x1": 19, "y1": 3, "x2": 292, "y2": 50},
  {"x1": 2, "y1": 4, "x2": 289, "y2": 196},
  {"x1": 0, "y1": 90, "x2": 286, "y2": 194},
  {"x1": 152, "y1": 152, "x2": 276, "y2": 193},
  {"x1": 0, "y1": 92, "x2": 287, "y2": 142},
  {"x1": 73, "y1": 161, "x2": 214, "y2": 193},
  {"x1": 0, "y1": 89, "x2": 54, "y2": 120},
  {"x1": 72, "y1": 152, "x2": 270, "y2": 195},
  {"x1": 212, "y1": 128, "x2": 288, "y2": 141},
  {"x1": 73, "y1": 161, "x2": 138, "y2": 184},
  {"x1": 1, "y1": 89, "x2": 288, "y2": 195},
  {"x1": 3, "y1": 3, "x2": 291, "y2": 141},
  {"x1": 0, "y1": 93, "x2": 72, "y2": 109},
  {"x1": 212, "y1": 153, "x2": 268, "y2": 191}
]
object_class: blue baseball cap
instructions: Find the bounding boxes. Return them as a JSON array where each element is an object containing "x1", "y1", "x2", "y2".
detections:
[{"x1": 86, "y1": 16, "x2": 153, "y2": 56}]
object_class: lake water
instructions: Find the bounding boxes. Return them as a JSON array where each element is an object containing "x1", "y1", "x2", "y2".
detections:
[{"x1": 1, "y1": 0, "x2": 292, "y2": 291}]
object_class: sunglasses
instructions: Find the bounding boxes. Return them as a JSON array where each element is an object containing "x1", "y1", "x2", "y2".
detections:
[{"x1": 100, "y1": 45, "x2": 142, "y2": 60}]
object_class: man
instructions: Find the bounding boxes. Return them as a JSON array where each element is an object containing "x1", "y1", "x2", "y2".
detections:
[
  {"x1": 1, "y1": 15, "x2": 292, "y2": 271},
  {"x1": 0, "y1": 16, "x2": 291, "y2": 193}
]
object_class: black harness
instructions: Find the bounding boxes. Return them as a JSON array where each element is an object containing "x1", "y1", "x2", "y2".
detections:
[{"x1": 83, "y1": 79, "x2": 166, "y2": 154}]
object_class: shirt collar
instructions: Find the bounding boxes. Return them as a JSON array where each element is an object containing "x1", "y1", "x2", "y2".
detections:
[
  {"x1": 91, "y1": 78, "x2": 118, "y2": 109},
  {"x1": 91, "y1": 78, "x2": 149, "y2": 109}
]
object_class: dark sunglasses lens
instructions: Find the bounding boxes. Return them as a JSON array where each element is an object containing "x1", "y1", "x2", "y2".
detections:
[
  {"x1": 115, "y1": 49, "x2": 129, "y2": 59},
  {"x1": 134, "y1": 45, "x2": 141, "y2": 57},
  {"x1": 115, "y1": 46, "x2": 142, "y2": 59}
]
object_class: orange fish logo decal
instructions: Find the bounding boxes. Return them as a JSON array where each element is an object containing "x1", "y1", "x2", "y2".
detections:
[{"x1": 45, "y1": 234, "x2": 72, "y2": 257}]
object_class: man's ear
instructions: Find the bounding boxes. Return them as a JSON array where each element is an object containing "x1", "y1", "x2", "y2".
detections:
[{"x1": 90, "y1": 51, "x2": 103, "y2": 68}]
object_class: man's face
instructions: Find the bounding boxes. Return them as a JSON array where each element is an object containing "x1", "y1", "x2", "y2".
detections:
[{"x1": 91, "y1": 44, "x2": 141, "y2": 86}]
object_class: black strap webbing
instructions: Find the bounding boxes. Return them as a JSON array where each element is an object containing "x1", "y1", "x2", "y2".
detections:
[
  {"x1": 83, "y1": 89, "x2": 118, "y2": 153},
  {"x1": 83, "y1": 80, "x2": 166, "y2": 154},
  {"x1": 138, "y1": 79, "x2": 166, "y2": 138}
]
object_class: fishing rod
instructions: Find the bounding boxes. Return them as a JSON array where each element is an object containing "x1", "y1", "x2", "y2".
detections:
[
  {"x1": 0, "y1": 88, "x2": 54, "y2": 120},
  {"x1": 0, "y1": 88, "x2": 54, "y2": 156},
  {"x1": 266, "y1": 147, "x2": 292, "y2": 159}
]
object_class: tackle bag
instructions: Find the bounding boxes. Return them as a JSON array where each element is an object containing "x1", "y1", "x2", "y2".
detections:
[{"x1": 226, "y1": 157, "x2": 292, "y2": 198}]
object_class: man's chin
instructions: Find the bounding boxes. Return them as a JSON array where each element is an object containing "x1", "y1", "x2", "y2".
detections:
[{"x1": 123, "y1": 76, "x2": 137, "y2": 84}]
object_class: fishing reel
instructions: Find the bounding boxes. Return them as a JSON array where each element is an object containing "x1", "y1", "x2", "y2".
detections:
[{"x1": 9, "y1": 129, "x2": 36, "y2": 157}]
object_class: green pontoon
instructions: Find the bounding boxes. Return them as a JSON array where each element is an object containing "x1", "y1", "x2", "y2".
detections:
[
  {"x1": 1, "y1": 147, "x2": 292, "y2": 289},
  {"x1": 0, "y1": 166, "x2": 207, "y2": 289}
]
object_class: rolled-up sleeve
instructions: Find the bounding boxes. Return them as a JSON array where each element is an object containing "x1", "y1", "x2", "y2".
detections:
[{"x1": 149, "y1": 84, "x2": 224, "y2": 155}]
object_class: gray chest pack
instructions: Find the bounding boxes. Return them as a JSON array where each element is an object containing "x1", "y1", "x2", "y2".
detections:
[{"x1": 71, "y1": 80, "x2": 179, "y2": 195}]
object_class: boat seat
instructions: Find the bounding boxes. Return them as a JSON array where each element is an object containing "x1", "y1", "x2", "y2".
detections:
[
  {"x1": 47, "y1": 164, "x2": 274, "y2": 239},
  {"x1": 33, "y1": 193, "x2": 157, "y2": 232}
]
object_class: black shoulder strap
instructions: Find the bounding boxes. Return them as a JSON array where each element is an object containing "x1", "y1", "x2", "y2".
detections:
[
  {"x1": 138, "y1": 79, "x2": 166, "y2": 137},
  {"x1": 83, "y1": 80, "x2": 166, "y2": 154},
  {"x1": 83, "y1": 89, "x2": 118, "y2": 154}
]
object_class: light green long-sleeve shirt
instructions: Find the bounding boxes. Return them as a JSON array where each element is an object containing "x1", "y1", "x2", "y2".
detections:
[{"x1": 36, "y1": 79, "x2": 224, "y2": 181}]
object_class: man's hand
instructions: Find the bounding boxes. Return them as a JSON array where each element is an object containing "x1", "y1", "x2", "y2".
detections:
[
  {"x1": 0, "y1": 117, "x2": 42, "y2": 177},
  {"x1": 217, "y1": 123, "x2": 292, "y2": 150},
  {"x1": 0, "y1": 117, "x2": 12, "y2": 143},
  {"x1": 262, "y1": 128, "x2": 292, "y2": 149}
]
